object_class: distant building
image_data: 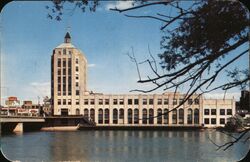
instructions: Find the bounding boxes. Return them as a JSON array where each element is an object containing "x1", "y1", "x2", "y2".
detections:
[
  {"x1": 43, "y1": 96, "x2": 52, "y2": 116},
  {"x1": 51, "y1": 33, "x2": 235, "y2": 128}
]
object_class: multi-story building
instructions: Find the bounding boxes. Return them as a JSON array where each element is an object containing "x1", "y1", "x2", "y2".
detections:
[
  {"x1": 51, "y1": 33, "x2": 235, "y2": 128},
  {"x1": 51, "y1": 32, "x2": 87, "y2": 116}
]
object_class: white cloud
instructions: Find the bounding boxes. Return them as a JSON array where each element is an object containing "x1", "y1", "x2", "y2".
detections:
[
  {"x1": 105, "y1": 1, "x2": 134, "y2": 10},
  {"x1": 88, "y1": 64, "x2": 96, "y2": 68}
]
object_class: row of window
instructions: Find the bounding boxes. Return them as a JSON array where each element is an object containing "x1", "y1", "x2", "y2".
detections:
[
  {"x1": 57, "y1": 67, "x2": 78, "y2": 75},
  {"x1": 204, "y1": 118, "x2": 226, "y2": 125},
  {"x1": 57, "y1": 58, "x2": 78, "y2": 68},
  {"x1": 204, "y1": 109, "x2": 232, "y2": 115},
  {"x1": 75, "y1": 108, "x2": 200, "y2": 125},
  {"x1": 81, "y1": 98, "x2": 199, "y2": 105}
]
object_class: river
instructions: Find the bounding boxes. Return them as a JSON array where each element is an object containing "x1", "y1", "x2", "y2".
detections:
[{"x1": 1, "y1": 130, "x2": 249, "y2": 162}]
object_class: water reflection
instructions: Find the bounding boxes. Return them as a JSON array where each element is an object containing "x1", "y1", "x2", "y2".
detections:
[{"x1": 1, "y1": 130, "x2": 249, "y2": 162}]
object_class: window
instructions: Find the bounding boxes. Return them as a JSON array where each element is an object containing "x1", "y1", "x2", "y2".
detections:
[
  {"x1": 134, "y1": 99, "x2": 139, "y2": 105},
  {"x1": 57, "y1": 69, "x2": 61, "y2": 75},
  {"x1": 63, "y1": 69, "x2": 66, "y2": 75},
  {"x1": 105, "y1": 99, "x2": 109, "y2": 105},
  {"x1": 90, "y1": 99, "x2": 95, "y2": 105},
  {"x1": 68, "y1": 91, "x2": 71, "y2": 95},
  {"x1": 211, "y1": 118, "x2": 216, "y2": 124},
  {"x1": 99, "y1": 99, "x2": 103, "y2": 105},
  {"x1": 173, "y1": 99, "x2": 177, "y2": 105},
  {"x1": 149, "y1": 109, "x2": 154, "y2": 124},
  {"x1": 119, "y1": 99, "x2": 124, "y2": 105},
  {"x1": 172, "y1": 109, "x2": 177, "y2": 124},
  {"x1": 63, "y1": 77, "x2": 66, "y2": 84},
  {"x1": 188, "y1": 99, "x2": 193, "y2": 105},
  {"x1": 220, "y1": 118, "x2": 225, "y2": 124},
  {"x1": 76, "y1": 66, "x2": 79, "y2": 72},
  {"x1": 149, "y1": 99, "x2": 154, "y2": 105},
  {"x1": 220, "y1": 109, "x2": 225, "y2": 115},
  {"x1": 113, "y1": 99, "x2": 118, "y2": 105},
  {"x1": 58, "y1": 51, "x2": 61, "y2": 55},
  {"x1": 143, "y1": 99, "x2": 147, "y2": 105},
  {"x1": 68, "y1": 59, "x2": 72, "y2": 67},
  {"x1": 63, "y1": 49, "x2": 66, "y2": 55},
  {"x1": 113, "y1": 109, "x2": 118, "y2": 124},
  {"x1": 57, "y1": 58, "x2": 61, "y2": 67},
  {"x1": 157, "y1": 109, "x2": 162, "y2": 124},
  {"x1": 142, "y1": 109, "x2": 147, "y2": 124},
  {"x1": 63, "y1": 99, "x2": 66, "y2": 105},
  {"x1": 204, "y1": 109, "x2": 209, "y2": 115},
  {"x1": 76, "y1": 82, "x2": 79, "y2": 87},
  {"x1": 68, "y1": 99, "x2": 71, "y2": 105},
  {"x1": 227, "y1": 109, "x2": 232, "y2": 115},
  {"x1": 204, "y1": 118, "x2": 209, "y2": 124},
  {"x1": 211, "y1": 109, "x2": 216, "y2": 115},
  {"x1": 58, "y1": 77, "x2": 61, "y2": 83},
  {"x1": 128, "y1": 109, "x2": 133, "y2": 124},
  {"x1": 157, "y1": 99, "x2": 162, "y2": 105},
  {"x1": 76, "y1": 90, "x2": 79, "y2": 95},
  {"x1": 164, "y1": 98, "x2": 169, "y2": 105},
  {"x1": 179, "y1": 98, "x2": 184, "y2": 104},
  {"x1": 76, "y1": 74, "x2": 79, "y2": 80},
  {"x1": 134, "y1": 109, "x2": 139, "y2": 124},
  {"x1": 128, "y1": 99, "x2": 132, "y2": 105},
  {"x1": 84, "y1": 99, "x2": 88, "y2": 105},
  {"x1": 63, "y1": 59, "x2": 66, "y2": 67},
  {"x1": 58, "y1": 99, "x2": 61, "y2": 105},
  {"x1": 68, "y1": 68, "x2": 71, "y2": 75},
  {"x1": 194, "y1": 99, "x2": 199, "y2": 105},
  {"x1": 76, "y1": 99, "x2": 79, "y2": 105},
  {"x1": 76, "y1": 58, "x2": 79, "y2": 64},
  {"x1": 68, "y1": 50, "x2": 72, "y2": 55}
]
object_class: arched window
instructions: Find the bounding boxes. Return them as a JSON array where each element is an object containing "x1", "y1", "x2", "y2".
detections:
[
  {"x1": 76, "y1": 108, "x2": 80, "y2": 115},
  {"x1": 84, "y1": 109, "x2": 88, "y2": 118},
  {"x1": 149, "y1": 109, "x2": 154, "y2": 124},
  {"x1": 194, "y1": 109, "x2": 199, "y2": 124},
  {"x1": 104, "y1": 109, "x2": 109, "y2": 124},
  {"x1": 179, "y1": 108, "x2": 184, "y2": 124},
  {"x1": 142, "y1": 109, "x2": 147, "y2": 124},
  {"x1": 128, "y1": 109, "x2": 133, "y2": 124},
  {"x1": 113, "y1": 109, "x2": 118, "y2": 124},
  {"x1": 157, "y1": 109, "x2": 162, "y2": 124},
  {"x1": 134, "y1": 109, "x2": 139, "y2": 124},
  {"x1": 98, "y1": 109, "x2": 103, "y2": 124},
  {"x1": 119, "y1": 109, "x2": 124, "y2": 121},
  {"x1": 163, "y1": 109, "x2": 169, "y2": 124},
  {"x1": 90, "y1": 109, "x2": 95, "y2": 121},
  {"x1": 187, "y1": 108, "x2": 193, "y2": 124},
  {"x1": 172, "y1": 109, "x2": 177, "y2": 124}
]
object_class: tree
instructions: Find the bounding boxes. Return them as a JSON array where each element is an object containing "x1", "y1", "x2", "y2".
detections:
[{"x1": 46, "y1": 0, "x2": 249, "y2": 156}]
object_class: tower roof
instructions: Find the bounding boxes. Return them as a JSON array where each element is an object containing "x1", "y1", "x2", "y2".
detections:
[
  {"x1": 64, "y1": 32, "x2": 71, "y2": 43},
  {"x1": 65, "y1": 32, "x2": 71, "y2": 39}
]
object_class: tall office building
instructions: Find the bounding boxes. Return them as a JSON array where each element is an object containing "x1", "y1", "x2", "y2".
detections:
[
  {"x1": 51, "y1": 32, "x2": 87, "y2": 115},
  {"x1": 51, "y1": 33, "x2": 235, "y2": 128}
]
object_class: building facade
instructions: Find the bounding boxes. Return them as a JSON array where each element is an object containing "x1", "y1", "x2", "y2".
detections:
[{"x1": 51, "y1": 33, "x2": 235, "y2": 128}]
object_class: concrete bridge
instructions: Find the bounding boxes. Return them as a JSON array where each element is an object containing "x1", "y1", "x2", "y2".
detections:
[{"x1": 0, "y1": 116, "x2": 45, "y2": 133}]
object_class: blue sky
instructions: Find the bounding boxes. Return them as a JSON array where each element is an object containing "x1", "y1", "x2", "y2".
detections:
[{"x1": 0, "y1": 1, "x2": 248, "y2": 104}]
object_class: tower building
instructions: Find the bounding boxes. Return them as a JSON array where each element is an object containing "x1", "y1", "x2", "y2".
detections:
[
  {"x1": 50, "y1": 33, "x2": 235, "y2": 128},
  {"x1": 51, "y1": 32, "x2": 87, "y2": 115}
]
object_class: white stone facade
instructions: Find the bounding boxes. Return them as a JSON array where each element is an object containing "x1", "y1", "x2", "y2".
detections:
[{"x1": 51, "y1": 33, "x2": 235, "y2": 128}]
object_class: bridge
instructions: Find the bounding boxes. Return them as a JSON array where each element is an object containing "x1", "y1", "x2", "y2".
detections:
[{"x1": 0, "y1": 116, "x2": 45, "y2": 133}]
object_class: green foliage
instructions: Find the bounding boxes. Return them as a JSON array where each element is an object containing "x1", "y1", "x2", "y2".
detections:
[{"x1": 159, "y1": 0, "x2": 249, "y2": 71}]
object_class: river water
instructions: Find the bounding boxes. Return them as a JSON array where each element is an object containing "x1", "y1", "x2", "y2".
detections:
[{"x1": 1, "y1": 130, "x2": 249, "y2": 162}]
